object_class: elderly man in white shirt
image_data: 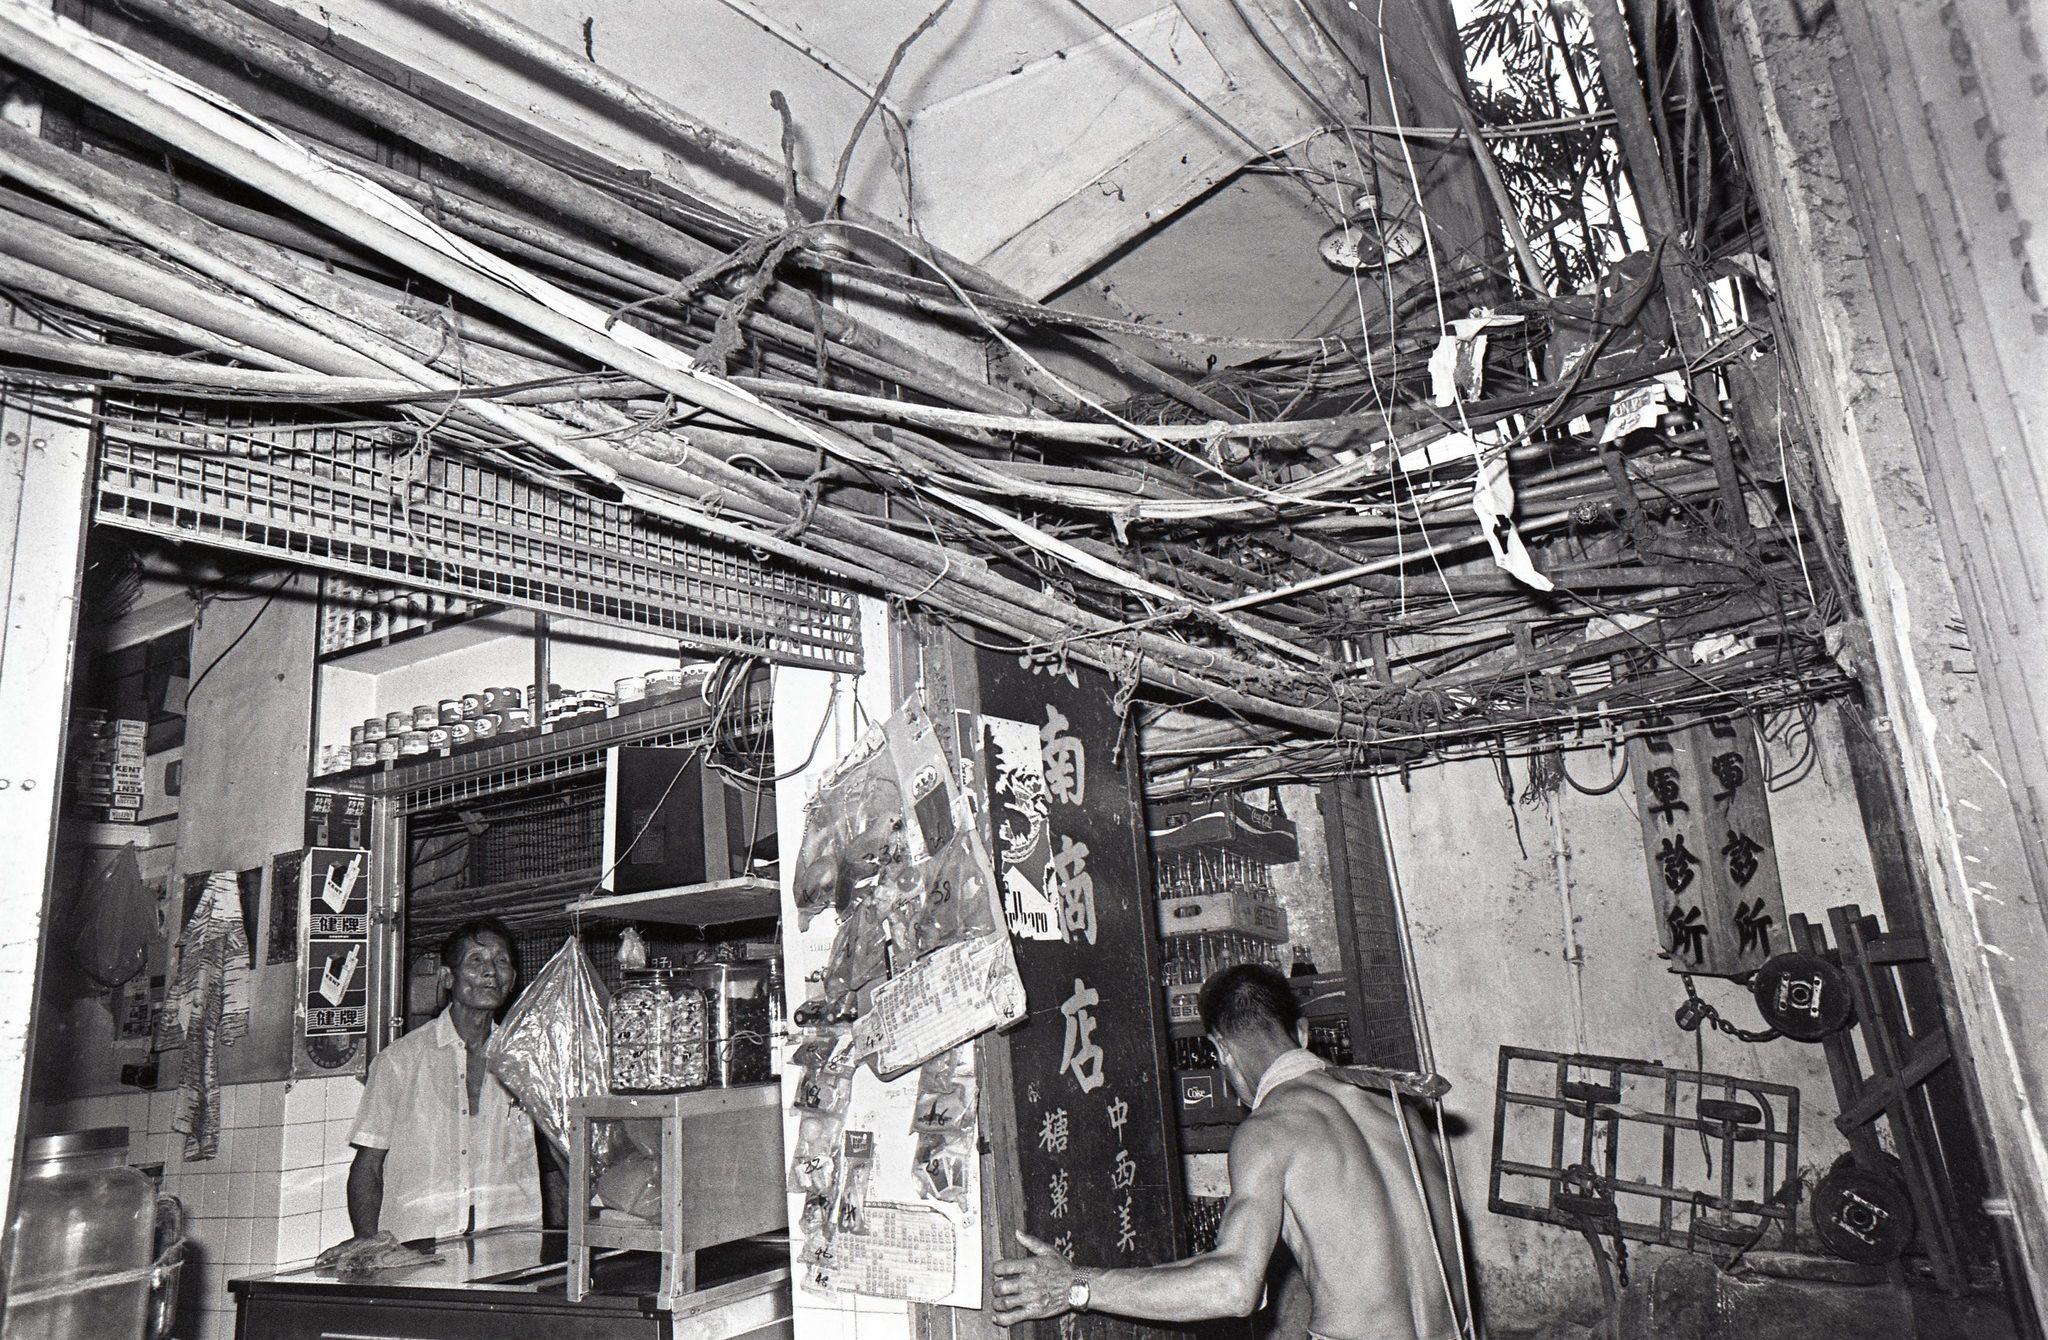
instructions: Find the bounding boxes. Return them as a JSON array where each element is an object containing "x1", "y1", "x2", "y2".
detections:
[{"x1": 337, "y1": 917, "x2": 543, "y2": 1248}]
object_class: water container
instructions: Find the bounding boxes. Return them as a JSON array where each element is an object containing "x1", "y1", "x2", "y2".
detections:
[{"x1": 2, "y1": 1127, "x2": 157, "y2": 1340}]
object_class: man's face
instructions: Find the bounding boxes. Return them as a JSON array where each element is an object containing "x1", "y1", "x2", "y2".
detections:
[{"x1": 442, "y1": 932, "x2": 516, "y2": 1013}]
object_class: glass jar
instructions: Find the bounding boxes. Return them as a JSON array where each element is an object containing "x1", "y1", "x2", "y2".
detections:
[
  {"x1": 688, "y1": 961, "x2": 774, "y2": 1087},
  {"x1": 609, "y1": 965, "x2": 710, "y2": 1093},
  {"x1": 2, "y1": 1128, "x2": 157, "y2": 1340}
]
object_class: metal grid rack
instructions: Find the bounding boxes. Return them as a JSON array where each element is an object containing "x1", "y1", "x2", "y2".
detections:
[
  {"x1": 370, "y1": 680, "x2": 771, "y2": 813},
  {"x1": 91, "y1": 400, "x2": 861, "y2": 672},
  {"x1": 1489, "y1": 1046, "x2": 1802, "y2": 1252}
]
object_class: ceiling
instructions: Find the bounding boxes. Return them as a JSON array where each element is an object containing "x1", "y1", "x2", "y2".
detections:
[
  {"x1": 0, "y1": 0, "x2": 1849, "y2": 788},
  {"x1": 256, "y1": 0, "x2": 1493, "y2": 340}
]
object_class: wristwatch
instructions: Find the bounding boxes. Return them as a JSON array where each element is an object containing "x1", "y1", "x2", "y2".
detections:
[{"x1": 1067, "y1": 1275, "x2": 1091, "y2": 1313}]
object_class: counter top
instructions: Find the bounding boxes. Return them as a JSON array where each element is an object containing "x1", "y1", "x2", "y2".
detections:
[{"x1": 230, "y1": 1228, "x2": 790, "y2": 1316}]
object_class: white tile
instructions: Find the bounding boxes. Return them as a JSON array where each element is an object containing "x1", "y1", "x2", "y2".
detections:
[
  {"x1": 222, "y1": 1175, "x2": 255, "y2": 1220},
  {"x1": 221, "y1": 1086, "x2": 248, "y2": 1131},
  {"x1": 147, "y1": 1092, "x2": 176, "y2": 1134},
  {"x1": 277, "y1": 1166, "x2": 323, "y2": 1219},
  {"x1": 325, "y1": 1077, "x2": 365, "y2": 1124},
  {"x1": 221, "y1": 1218, "x2": 254, "y2": 1266},
  {"x1": 245, "y1": 1212, "x2": 279, "y2": 1259},
  {"x1": 240, "y1": 1124, "x2": 282, "y2": 1175},
  {"x1": 280, "y1": 1122, "x2": 323, "y2": 1171},
  {"x1": 246, "y1": 1083, "x2": 284, "y2": 1129},
  {"x1": 248, "y1": 1170, "x2": 280, "y2": 1222},
  {"x1": 322, "y1": 1121, "x2": 356, "y2": 1164},
  {"x1": 318, "y1": 1206, "x2": 352, "y2": 1248},
  {"x1": 196, "y1": 1261, "x2": 228, "y2": 1306},
  {"x1": 276, "y1": 1212, "x2": 323, "y2": 1266},
  {"x1": 288, "y1": 1081, "x2": 334, "y2": 1126}
]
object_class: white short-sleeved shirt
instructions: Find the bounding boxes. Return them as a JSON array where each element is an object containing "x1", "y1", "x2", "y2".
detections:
[{"x1": 348, "y1": 1009, "x2": 542, "y2": 1243}]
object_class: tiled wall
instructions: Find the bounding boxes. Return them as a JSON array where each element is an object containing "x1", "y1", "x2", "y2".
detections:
[{"x1": 32, "y1": 1075, "x2": 364, "y2": 1340}]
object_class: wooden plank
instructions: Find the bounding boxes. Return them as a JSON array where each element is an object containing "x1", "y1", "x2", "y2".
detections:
[
  {"x1": 569, "y1": 876, "x2": 780, "y2": 927},
  {"x1": 973, "y1": 90, "x2": 1267, "y2": 299},
  {"x1": 909, "y1": 5, "x2": 1277, "y2": 276},
  {"x1": 970, "y1": 647, "x2": 1187, "y2": 1340}
]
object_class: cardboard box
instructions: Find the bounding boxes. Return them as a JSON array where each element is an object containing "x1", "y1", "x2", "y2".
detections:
[{"x1": 1157, "y1": 893, "x2": 1289, "y2": 943}]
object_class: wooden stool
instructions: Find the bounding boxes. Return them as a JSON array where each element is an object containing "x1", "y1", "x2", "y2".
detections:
[{"x1": 566, "y1": 1084, "x2": 786, "y2": 1311}]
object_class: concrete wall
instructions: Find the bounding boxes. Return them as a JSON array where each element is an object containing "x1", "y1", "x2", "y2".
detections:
[{"x1": 1377, "y1": 701, "x2": 1874, "y2": 1329}]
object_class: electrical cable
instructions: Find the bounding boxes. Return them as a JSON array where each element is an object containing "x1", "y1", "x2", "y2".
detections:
[{"x1": 184, "y1": 569, "x2": 293, "y2": 699}]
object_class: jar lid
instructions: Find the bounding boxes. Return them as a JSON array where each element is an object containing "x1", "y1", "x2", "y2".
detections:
[{"x1": 25, "y1": 1127, "x2": 129, "y2": 1163}]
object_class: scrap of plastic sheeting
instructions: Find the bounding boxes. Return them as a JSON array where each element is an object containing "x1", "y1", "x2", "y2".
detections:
[
  {"x1": 1429, "y1": 313, "x2": 1524, "y2": 407},
  {"x1": 1457, "y1": 430, "x2": 1554, "y2": 592},
  {"x1": 1691, "y1": 632, "x2": 1750, "y2": 664}
]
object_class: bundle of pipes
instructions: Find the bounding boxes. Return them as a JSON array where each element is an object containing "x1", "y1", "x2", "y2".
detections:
[{"x1": 0, "y1": 0, "x2": 1847, "y2": 782}]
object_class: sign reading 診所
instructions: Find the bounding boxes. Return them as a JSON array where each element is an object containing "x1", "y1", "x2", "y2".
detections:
[
  {"x1": 973, "y1": 649, "x2": 1183, "y2": 1340},
  {"x1": 1627, "y1": 716, "x2": 1787, "y2": 978}
]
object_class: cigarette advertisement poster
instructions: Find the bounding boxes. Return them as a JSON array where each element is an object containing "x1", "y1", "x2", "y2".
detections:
[{"x1": 296, "y1": 846, "x2": 370, "y2": 1075}]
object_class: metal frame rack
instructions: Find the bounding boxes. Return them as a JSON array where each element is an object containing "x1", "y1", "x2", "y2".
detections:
[{"x1": 1489, "y1": 1045, "x2": 1802, "y2": 1252}]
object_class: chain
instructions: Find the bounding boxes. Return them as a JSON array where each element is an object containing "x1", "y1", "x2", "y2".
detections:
[{"x1": 1676, "y1": 973, "x2": 1781, "y2": 1044}]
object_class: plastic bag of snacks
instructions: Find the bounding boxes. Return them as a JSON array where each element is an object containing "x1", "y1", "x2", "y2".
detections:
[{"x1": 486, "y1": 937, "x2": 610, "y2": 1157}]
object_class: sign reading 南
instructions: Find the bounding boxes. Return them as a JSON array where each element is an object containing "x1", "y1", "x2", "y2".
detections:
[
  {"x1": 1626, "y1": 716, "x2": 1787, "y2": 978},
  {"x1": 973, "y1": 650, "x2": 1183, "y2": 1340}
]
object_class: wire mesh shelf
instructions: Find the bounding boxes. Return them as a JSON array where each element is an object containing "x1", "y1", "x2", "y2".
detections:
[{"x1": 91, "y1": 398, "x2": 861, "y2": 672}]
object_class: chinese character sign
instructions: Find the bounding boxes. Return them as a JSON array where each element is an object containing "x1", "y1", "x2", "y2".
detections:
[
  {"x1": 974, "y1": 650, "x2": 1182, "y2": 1340},
  {"x1": 1626, "y1": 717, "x2": 1787, "y2": 977}
]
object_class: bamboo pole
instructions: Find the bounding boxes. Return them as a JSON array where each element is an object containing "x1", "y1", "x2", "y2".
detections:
[
  {"x1": 0, "y1": 324, "x2": 420, "y2": 396},
  {"x1": 0, "y1": 251, "x2": 307, "y2": 372},
  {"x1": 0, "y1": 119, "x2": 624, "y2": 487},
  {"x1": 0, "y1": 203, "x2": 388, "y2": 379},
  {"x1": 121, "y1": 0, "x2": 1031, "y2": 418},
  {"x1": 371, "y1": 0, "x2": 1262, "y2": 424},
  {"x1": 1574, "y1": 0, "x2": 1748, "y2": 529}
]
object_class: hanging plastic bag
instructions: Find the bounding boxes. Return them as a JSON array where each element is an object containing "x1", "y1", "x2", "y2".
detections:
[
  {"x1": 486, "y1": 937, "x2": 610, "y2": 1157},
  {"x1": 71, "y1": 844, "x2": 156, "y2": 988}
]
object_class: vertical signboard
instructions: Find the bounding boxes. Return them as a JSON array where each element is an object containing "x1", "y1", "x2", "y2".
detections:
[
  {"x1": 1627, "y1": 715, "x2": 1787, "y2": 978},
  {"x1": 974, "y1": 650, "x2": 1183, "y2": 1340}
]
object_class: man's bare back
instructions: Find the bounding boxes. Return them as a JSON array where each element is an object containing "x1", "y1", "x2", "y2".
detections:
[
  {"x1": 1247, "y1": 1070, "x2": 1463, "y2": 1340},
  {"x1": 992, "y1": 968, "x2": 1467, "y2": 1340}
]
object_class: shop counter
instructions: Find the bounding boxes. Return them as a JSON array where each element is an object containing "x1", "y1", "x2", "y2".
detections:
[{"x1": 229, "y1": 1228, "x2": 790, "y2": 1340}]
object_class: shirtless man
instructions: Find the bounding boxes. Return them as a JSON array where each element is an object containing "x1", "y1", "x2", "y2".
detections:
[{"x1": 992, "y1": 964, "x2": 1467, "y2": 1340}]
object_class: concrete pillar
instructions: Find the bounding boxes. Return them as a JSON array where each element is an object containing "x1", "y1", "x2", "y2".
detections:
[
  {"x1": 0, "y1": 378, "x2": 94, "y2": 1225},
  {"x1": 1713, "y1": 0, "x2": 2048, "y2": 1310}
]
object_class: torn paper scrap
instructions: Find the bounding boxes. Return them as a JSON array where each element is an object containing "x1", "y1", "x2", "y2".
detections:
[{"x1": 1463, "y1": 431, "x2": 1554, "y2": 591}]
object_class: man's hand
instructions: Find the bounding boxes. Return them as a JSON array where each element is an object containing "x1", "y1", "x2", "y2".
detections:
[{"x1": 992, "y1": 1230, "x2": 1078, "y2": 1327}]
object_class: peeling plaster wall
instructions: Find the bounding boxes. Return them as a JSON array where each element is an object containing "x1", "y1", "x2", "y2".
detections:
[
  {"x1": 1711, "y1": 0, "x2": 2048, "y2": 1307},
  {"x1": 1377, "y1": 702, "x2": 1873, "y2": 1328}
]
